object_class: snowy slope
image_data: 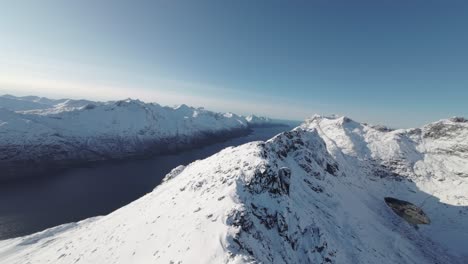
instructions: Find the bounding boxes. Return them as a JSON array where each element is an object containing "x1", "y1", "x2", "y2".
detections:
[
  {"x1": 245, "y1": 115, "x2": 275, "y2": 127},
  {"x1": 0, "y1": 96, "x2": 281, "y2": 180},
  {"x1": 0, "y1": 96, "x2": 55, "y2": 111},
  {"x1": 0, "y1": 94, "x2": 69, "y2": 110},
  {"x1": 301, "y1": 115, "x2": 468, "y2": 260},
  {"x1": 0, "y1": 115, "x2": 466, "y2": 263}
]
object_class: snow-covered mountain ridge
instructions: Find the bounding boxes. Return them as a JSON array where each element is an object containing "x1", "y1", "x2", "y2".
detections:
[
  {"x1": 0, "y1": 94, "x2": 70, "y2": 111},
  {"x1": 0, "y1": 115, "x2": 466, "y2": 263},
  {"x1": 0, "y1": 95, "x2": 284, "y2": 180}
]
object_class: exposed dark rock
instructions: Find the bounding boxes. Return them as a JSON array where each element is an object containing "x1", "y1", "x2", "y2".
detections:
[
  {"x1": 449, "y1": 117, "x2": 468, "y2": 123},
  {"x1": 370, "y1": 125, "x2": 395, "y2": 132},
  {"x1": 246, "y1": 166, "x2": 291, "y2": 196},
  {"x1": 325, "y1": 163, "x2": 338, "y2": 176},
  {"x1": 83, "y1": 104, "x2": 96, "y2": 110},
  {"x1": 384, "y1": 197, "x2": 430, "y2": 225},
  {"x1": 423, "y1": 122, "x2": 464, "y2": 139},
  {"x1": 226, "y1": 208, "x2": 253, "y2": 233},
  {"x1": 277, "y1": 167, "x2": 291, "y2": 195},
  {"x1": 303, "y1": 178, "x2": 324, "y2": 193}
]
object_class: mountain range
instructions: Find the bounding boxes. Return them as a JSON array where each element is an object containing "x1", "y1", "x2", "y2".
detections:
[
  {"x1": 0, "y1": 114, "x2": 466, "y2": 263},
  {"x1": 0, "y1": 95, "x2": 285, "y2": 181}
]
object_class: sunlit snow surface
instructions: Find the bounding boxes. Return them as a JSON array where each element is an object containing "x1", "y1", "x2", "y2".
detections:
[
  {"x1": 0, "y1": 95, "x2": 278, "y2": 181},
  {"x1": 0, "y1": 115, "x2": 467, "y2": 263}
]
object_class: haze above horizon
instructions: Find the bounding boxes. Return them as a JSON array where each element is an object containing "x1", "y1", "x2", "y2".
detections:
[{"x1": 1, "y1": 0, "x2": 467, "y2": 128}]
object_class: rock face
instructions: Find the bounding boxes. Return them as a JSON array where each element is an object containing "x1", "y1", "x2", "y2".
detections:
[
  {"x1": 384, "y1": 197, "x2": 431, "y2": 225},
  {"x1": 0, "y1": 115, "x2": 467, "y2": 263}
]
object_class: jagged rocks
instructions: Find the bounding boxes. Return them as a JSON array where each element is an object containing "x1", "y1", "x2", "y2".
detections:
[
  {"x1": 384, "y1": 197, "x2": 431, "y2": 225},
  {"x1": 277, "y1": 167, "x2": 291, "y2": 195},
  {"x1": 325, "y1": 163, "x2": 339, "y2": 176},
  {"x1": 246, "y1": 166, "x2": 291, "y2": 196},
  {"x1": 423, "y1": 121, "x2": 465, "y2": 139},
  {"x1": 161, "y1": 165, "x2": 186, "y2": 184},
  {"x1": 226, "y1": 208, "x2": 254, "y2": 233},
  {"x1": 449, "y1": 117, "x2": 468, "y2": 123}
]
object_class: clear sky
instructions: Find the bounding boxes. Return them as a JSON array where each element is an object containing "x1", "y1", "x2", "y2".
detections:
[{"x1": 1, "y1": 0, "x2": 467, "y2": 127}]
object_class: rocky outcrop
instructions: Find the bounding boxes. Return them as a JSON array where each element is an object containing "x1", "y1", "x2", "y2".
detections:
[{"x1": 384, "y1": 197, "x2": 431, "y2": 225}]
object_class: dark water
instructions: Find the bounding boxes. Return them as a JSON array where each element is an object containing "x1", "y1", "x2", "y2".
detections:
[{"x1": 0, "y1": 126, "x2": 292, "y2": 240}]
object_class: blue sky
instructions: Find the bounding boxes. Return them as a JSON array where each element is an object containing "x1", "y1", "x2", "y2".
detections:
[{"x1": 0, "y1": 0, "x2": 467, "y2": 127}]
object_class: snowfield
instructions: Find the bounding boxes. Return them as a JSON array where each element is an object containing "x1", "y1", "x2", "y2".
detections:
[
  {"x1": 0, "y1": 115, "x2": 466, "y2": 263},
  {"x1": 0, "y1": 95, "x2": 281, "y2": 181}
]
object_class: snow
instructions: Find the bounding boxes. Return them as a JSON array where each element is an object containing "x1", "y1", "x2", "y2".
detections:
[
  {"x1": 0, "y1": 114, "x2": 466, "y2": 263},
  {"x1": 0, "y1": 95, "x2": 279, "y2": 171},
  {"x1": 245, "y1": 115, "x2": 271, "y2": 125},
  {"x1": 0, "y1": 95, "x2": 68, "y2": 111}
]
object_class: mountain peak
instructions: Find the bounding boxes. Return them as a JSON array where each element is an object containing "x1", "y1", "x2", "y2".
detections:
[
  {"x1": 2, "y1": 117, "x2": 466, "y2": 263},
  {"x1": 306, "y1": 114, "x2": 353, "y2": 123},
  {"x1": 448, "y1": 116, "x2": 468, "y2": 123},
  {"x1": 174, "y1": 103, "x2": 192, "y2": 110},
  {"x1": 245, "y1": 115, "x2": 271, "y2": 123},
  {"x1": 114, "y1": 98, "x2": 144, "y2": 107},
  {"x1": 1, "y1": 96, "x2": 467, "y2": 263}
]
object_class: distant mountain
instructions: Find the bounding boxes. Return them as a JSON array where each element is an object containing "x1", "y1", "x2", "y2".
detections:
[
  {"x1": 0, "y1": 95, "x2": 61, "y2": 111},
  {"x1": 1, "y1": 115, "x2": 466, "y2": 263},
  {"x1": 0, "y1": 95, "x2": 285, "y2": 181},
  {"x1": 1, "y1": 94, "x2": 69, "y2": 106}
]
